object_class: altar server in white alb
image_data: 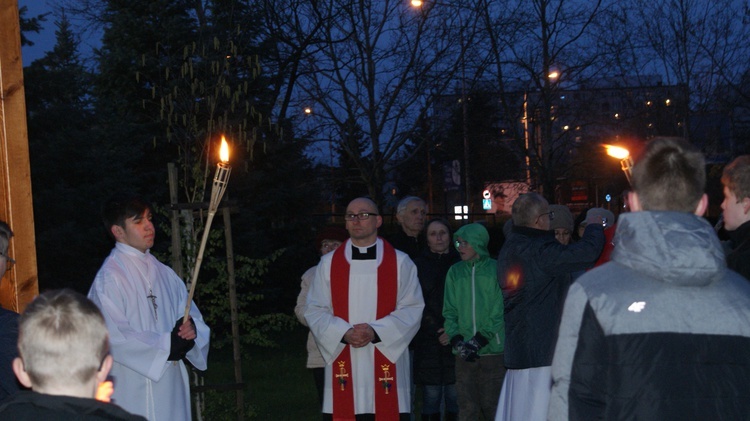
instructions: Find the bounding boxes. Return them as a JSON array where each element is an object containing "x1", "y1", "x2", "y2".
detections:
[
  {"x1": 88, "y1": 193, "x2": 210, "y2": 420},
  {"x1": 305, "y1": 197, "x2": 424, "y2": 420}
]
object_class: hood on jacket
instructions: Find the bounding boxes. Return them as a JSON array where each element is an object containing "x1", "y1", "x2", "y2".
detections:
[
  {"x1": 454, "y1": 223, "x2": 490, "y2": 259},
  {"x1": 612, "y1": 211, "x2": 725, "y2": 287}
]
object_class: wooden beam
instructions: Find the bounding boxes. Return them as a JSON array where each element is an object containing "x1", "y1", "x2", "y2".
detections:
[{"x1": 0, "y1": 0, "x2": 39, "y2": 311}]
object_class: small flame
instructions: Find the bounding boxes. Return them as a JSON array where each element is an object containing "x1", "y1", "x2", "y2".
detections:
[
  {"x1": 96, "y1": 381, "x2": 114, "y2": 402},
  {"x1": 219, "y1": 136, "x2": 230, "y2": 163},
  {"x1": 604, "y1": 144, "x2": 630, "y2": 160}
]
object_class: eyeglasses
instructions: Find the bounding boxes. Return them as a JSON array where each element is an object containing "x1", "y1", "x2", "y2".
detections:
[
  {"x1": 320, "y1": 240, "x2": 342, "y2": 250},
  {"x1": 536, "y1": 211, "x2": 555, "y2": 224},
  {"x1": 454, "y1": 240, "x2": 470, "y2": 249},
  {"x1": 344, "y1": 212, "x2": 378, "y2": 221},
  {"x1": 0, "y1": 253, "x2": 15, "y2": 272}
]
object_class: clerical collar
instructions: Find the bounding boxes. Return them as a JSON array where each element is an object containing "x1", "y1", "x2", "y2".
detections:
[{"x1": 351, "y1": 243, "x2": 377, "y2": 260}]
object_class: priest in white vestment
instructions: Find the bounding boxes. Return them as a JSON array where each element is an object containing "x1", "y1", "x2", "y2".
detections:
[
  {"x1": 305, "y1": 197, "x2": 424, "y2": 420},
  {"x1": 88, "y1": 195, "x2": 210, "y2": 421}
]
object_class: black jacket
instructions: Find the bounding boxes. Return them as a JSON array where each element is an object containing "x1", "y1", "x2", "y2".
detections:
[
  {"x1": 387, "y1": 229, "x2": 426, "y2": 261},
  {"x1": 0, "y1": 391, "x2": 146, "y2": 420},
  {"x1": 724, "y1": 219, "x2": 750, "y2": 281},
  {"x1": 497, "y1": 223, "x2": 604, "y2": 369},
  {"x1": 412, "y1": 248, "x2": 460, "y2": 385},
  {"x1": 0, "y1": 308, "x2": 19, "y2": 401}
]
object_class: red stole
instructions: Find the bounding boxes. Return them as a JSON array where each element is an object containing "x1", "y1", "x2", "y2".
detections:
[{"x1": 330, "y1": 239, "x2": 400, "y2": 420}]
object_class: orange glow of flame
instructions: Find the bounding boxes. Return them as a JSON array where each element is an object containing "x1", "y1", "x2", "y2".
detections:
[
  {"x1": 604, "y1": 144, "x2": 630, "y2": 160},
  {"x1": 504, "y1": 265, "x2": 523, "y2": 291},
  {"x1": 219, "y1": 136, "x2": 230, "y2": 163},
  {"x1": 96, "y1": 380, "x2": 114, "y2": 402}
]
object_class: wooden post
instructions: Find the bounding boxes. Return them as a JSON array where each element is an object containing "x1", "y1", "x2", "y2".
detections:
[
  {"x1": 223, "y1": 206, "x2": 244, "y2": 420},
  {"x1": 0, "y1": 0, "x2": 39, "y2": 311}
]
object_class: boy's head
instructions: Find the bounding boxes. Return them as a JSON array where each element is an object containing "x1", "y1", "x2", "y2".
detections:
[
  {"x1": 721, "y1": 155, "x2": 750, "y2": 231},
  {"x1": 630, "y1": 137, "x2": 707, "y2": 214},
  {"x1": 13, "y1": 289, "x2": 112, "y2": 397},
  {"x1": 103, "y1": 193, "x2": 155, "y2": 253},
  {"x1": 102, "y1": 193, "x2": 153, "y2": 238},
  {"x1": 454, "y1": 223, "x2": 490, "y2": 262}
]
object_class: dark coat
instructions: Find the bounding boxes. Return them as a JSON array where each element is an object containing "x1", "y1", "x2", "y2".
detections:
[
  {"x1": 412, "y1": 248, "x2": 460, "y2": 385},
  {"x1": 497, "y1": 223, "x2": 604, "y2": 369},
  {"x1": 0, "y1": 308, "x2": 19, "y2": 400},
  {"x1": 387, "y1": 229, "x2": 426, "y2": 261},
  {"x1": 725, "y1": 219, "x2": 750, "y2": 281},
  {"x1": 0, "y1": 391, "x2": 146, "y2": 420}
]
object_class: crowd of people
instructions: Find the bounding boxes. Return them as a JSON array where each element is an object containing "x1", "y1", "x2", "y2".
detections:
[
  {"x1": 295, "y1": 137, "x2": 750, "y2": 421},
  {"x1": 1, "y1": 136, "x2": 750, "y2": 420}
]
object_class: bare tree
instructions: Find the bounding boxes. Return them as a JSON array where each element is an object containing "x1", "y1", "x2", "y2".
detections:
[
  {"x1": 276, "y1": 0, "x2": 464, "y2": 204},
  {"x1": 629, "y1": 0, "x2": 748, "y2": 141},
  {"x1": 476, "y1": 0, "x2": 613, "y2": 200}
]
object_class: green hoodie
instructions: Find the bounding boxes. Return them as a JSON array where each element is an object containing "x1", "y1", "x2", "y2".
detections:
[{"x1": 443, "y1": 223, "x2": 504, "y2": 355}]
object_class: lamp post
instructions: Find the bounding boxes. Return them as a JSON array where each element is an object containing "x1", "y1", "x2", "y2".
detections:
[
  {"x1": 411, "y1": 0, "x2": 471, "y2": 210},
  {"x1": 604, "y1": 144, "x2": 634, "y2": 185},
  {"x1": 537, "y1": 70, "x2": 560, "y2": 197}
]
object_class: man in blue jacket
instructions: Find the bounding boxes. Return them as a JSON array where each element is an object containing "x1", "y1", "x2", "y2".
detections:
[
  {"x1": 495, "y1": 195, "x2": 606, "y2": 421},
  {"x1": 549, "y1": 137, "x2": 750, "y2": 420}
]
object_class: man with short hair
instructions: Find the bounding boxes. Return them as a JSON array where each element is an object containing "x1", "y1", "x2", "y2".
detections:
[
  {"x1": 720, "y1": 155, "x2": 750, "y2": 279},
  {"x1": 88, "y1": 193, "x2": 210, "y2": 420},
  {"x1": 495, "y1": 194, "x2": 606, "y2": 421},
  {"x1": 549, "y1": 137, "x2": 750, "y2": 420},
  {"x1": 389, "y1": 196, "x2": 427, "y2": 260},
  {"x1": 0, "y1": 289, "x2": 145, "y2": 420},
  {"x1": 305, "y1": 197, "x2": 424, "y2": 420}
]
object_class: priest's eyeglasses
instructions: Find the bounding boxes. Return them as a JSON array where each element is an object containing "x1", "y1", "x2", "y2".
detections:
[{"x1": 344, "y1": 212, "x2": 379, "y2": 221}]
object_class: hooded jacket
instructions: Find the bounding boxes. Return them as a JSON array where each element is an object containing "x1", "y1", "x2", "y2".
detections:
[
  {"x1": 443, "y1": 223, "x2": 504, "y2": 356},
  {"x1": 549, "y1": 211, "x2": 750, "y2": 421}
]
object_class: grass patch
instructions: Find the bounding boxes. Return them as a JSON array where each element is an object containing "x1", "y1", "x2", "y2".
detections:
[{"x1": 197, "y1": 325, "x2": 320, "y2": 420}]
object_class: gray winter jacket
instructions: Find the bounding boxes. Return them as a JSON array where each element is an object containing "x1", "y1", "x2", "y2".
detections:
[{"x1": 549, "y1": 211, "x2": 750, "y2": 421}]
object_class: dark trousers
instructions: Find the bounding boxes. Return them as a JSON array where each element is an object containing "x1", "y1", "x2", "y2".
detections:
[
  {"x1": 454, "y1": 354, "x2": 505, "y2": 421},
  {"x1": 312, "y1": 367, "x2": 325, "y2": 408}
]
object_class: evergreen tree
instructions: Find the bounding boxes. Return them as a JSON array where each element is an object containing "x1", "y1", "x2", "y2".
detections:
[
  {"x1": 93, "y1": 0, "x2": 197, "y2": 198},
  {"x1": 25, "y1": 13, "x2": 117, "y2": 292}
]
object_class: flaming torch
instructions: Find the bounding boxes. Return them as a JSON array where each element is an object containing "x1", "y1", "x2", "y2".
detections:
[
  {"x1": 604, "y1": 145, "x2": 634, "y2": 185},
  {"x1": 184, "y1": 136, "x2": 232, "y2": 323}
]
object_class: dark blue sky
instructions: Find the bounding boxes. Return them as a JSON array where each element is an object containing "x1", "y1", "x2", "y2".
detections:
[{"x1": 19, "y1": 0, "x2": 100, "y2": 66}]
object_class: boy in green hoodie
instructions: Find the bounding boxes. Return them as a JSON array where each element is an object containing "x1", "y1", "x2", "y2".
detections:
[{"x1": 443, "y1": 223, "x2": 505, "y2": 420}]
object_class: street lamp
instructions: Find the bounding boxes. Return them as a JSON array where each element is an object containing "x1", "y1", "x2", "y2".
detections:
[
  {"x1": 410, "y1": 0, "x2": 471, "y2": 211},
  {"x1": 604, "y1": 144, "x2": 634, "y2": 185},
  {"x1": 524, "y1": 70, "x2": 560, "y2": 192}
]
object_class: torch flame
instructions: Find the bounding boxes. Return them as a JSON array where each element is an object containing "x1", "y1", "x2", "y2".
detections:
[
  {"x1": 219, "y1": 136, "x2": 230, "y2": 163},
  {"x1": 604, "y1": 145, "x2": 630, "y2": 160}
]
